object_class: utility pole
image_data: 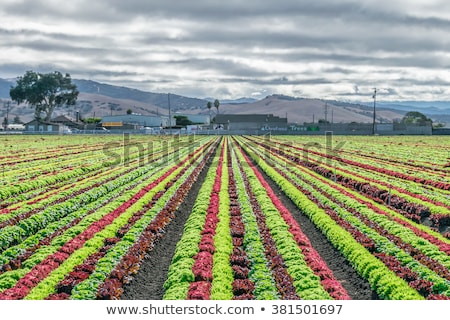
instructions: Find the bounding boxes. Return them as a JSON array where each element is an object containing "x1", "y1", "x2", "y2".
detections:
[
  {"x1": 168, "y1": 93, "x2": 172, "y2": 135},
  {"x1": 372, "y1": 88, "x2": 377, "y2": 135},
  {"x1": 4, "y1": 101, "x2": 11, "y2": 130},
  {"x1": 324, "y1": 102, "x2": 328, "y2": 123}
]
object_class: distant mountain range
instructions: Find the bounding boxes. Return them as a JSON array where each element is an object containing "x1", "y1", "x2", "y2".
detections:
[
  {"x1": 359, "y1": 101, "x2": 450, "y2": 124},
  {"x1": 206, "y1": 97, "x2": 258, "y2": 104},
  {"x1": 0, "y1": 78, "x2": 449, "y2": 125},
  {"x1": 370, "y1": 101, "x2": 450, "y2": 114}
]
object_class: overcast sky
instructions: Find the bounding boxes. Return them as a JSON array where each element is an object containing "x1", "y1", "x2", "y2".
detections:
[{"x1": 1, "y1": 0, "x2": 450, "y2": 101}]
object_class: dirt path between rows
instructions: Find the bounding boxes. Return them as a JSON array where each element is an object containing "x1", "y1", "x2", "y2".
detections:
[{"x1": 121, "y1": 149, "x2": 378, "y2": 300}]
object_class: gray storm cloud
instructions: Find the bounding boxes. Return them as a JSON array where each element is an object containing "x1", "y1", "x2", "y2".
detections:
[{"x1": 1, "y1": 0, "x2": 450, "y2": 100}]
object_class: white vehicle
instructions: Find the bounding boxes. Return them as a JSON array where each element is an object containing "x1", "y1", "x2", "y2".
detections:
[
  {"x1": 142, "y1": 127, "x2": 161, "y2": 134},
  {"x1": 1, "y1": 124, "x2": 25, "y2": 131},
  {"x1": 93, "y1": 127, "x2": 110, "y2": 133}
]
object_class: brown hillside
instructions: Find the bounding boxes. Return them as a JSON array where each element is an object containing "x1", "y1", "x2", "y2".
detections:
[
  {"x1": 184, "y1": 95, "x2": 405, "y2": 124},
  {"x1": 7, "y1": 93, "x2": 166, "y2": 123},
  {"x1": 6, "y1": 93, "x2": 405, "y2": 125},
  {"x1": 75, "y1": 93, "x2": 163, "y2": 117}
]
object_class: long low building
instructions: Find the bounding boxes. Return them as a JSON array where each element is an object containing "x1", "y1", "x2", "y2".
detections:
[
  {"x1": 214, "y1": 114, "x2": 288, "y2": 130},
  {"x1": 100, "y1": 114, "x2": 171, "y2": 129}
]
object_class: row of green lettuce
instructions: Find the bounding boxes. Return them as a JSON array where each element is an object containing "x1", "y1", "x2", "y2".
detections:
[{"x1": 236, "y1": 136, "x2": 426, "y2": 299}]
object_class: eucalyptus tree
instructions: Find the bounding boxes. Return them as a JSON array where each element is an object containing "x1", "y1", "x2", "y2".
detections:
[{"x1": 10, "y1": 70, "x2": 79, "y2": 121}]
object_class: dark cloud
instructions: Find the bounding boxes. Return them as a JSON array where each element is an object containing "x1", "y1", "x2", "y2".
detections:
[{"x1": 1, "y1": 0, "x2": 450, "y2": 100}]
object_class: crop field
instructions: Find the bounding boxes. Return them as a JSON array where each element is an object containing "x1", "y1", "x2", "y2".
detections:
[{"x1": 0, "y1": 134, "x2": 449, "y2": 300}]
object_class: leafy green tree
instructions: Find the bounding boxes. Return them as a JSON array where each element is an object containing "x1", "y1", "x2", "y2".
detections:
[
  {"x1": 126, "y1": 108, "x2": 133, "y2": 114},
  {"x1": 10, "y1": 70, "x2": 79, "y2": 121},
  {"x1": 13, "y1": 115, "x2": 23, "y2": 124},
  {"x1": 174, "y1": 115, "x2": 193, "y2": 127},
  {"x1": 401, "y1": 111, "x2": 431, "y2": 125}
]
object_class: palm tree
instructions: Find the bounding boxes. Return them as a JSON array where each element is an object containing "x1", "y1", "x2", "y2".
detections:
[{"x1": 214, "y1": 99, "x2": 220, "y2": 115}]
